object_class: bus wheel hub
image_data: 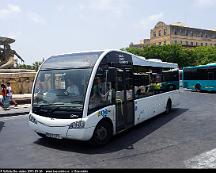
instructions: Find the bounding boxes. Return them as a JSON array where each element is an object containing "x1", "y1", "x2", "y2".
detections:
[{"x1": 96, "y1": 126, "x2": 107, "y2": 140}]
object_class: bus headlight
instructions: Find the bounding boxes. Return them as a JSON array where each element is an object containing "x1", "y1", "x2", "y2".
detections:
[
  {"x1": 69, "y1": 121, "x2": 85, "y2": 129},
  {"x1": 29, "y1": 114, "x2": 37, "y2": 124}
]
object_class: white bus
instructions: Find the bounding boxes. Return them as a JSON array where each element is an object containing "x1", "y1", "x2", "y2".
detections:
[{"x1": 29, "y1": 50, "x2": 180, "y2": 146}]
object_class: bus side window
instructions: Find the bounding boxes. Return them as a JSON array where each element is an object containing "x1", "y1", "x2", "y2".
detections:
[
  {"x1": 208, "y1": 72, "x2": 214, "y2": 80},
  {"x1": 89, "y1": 66, "x2": 113, "y2": 111},
  {"x1": 215, "y1": 71, "x2": 216, "y2": 80}
]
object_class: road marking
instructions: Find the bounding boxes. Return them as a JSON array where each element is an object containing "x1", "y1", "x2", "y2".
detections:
[{"x1": 185, "y1": 148, "x2": 216, "y2": 168}]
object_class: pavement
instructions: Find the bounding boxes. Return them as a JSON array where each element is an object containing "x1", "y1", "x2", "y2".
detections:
[{"x1": 0, "y1": 94, "x2": 31, "y2": 117}]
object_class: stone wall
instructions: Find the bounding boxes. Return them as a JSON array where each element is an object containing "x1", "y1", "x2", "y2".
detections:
[{"x1": 0, "y1": 70, "x2": 36, "y2": 94}]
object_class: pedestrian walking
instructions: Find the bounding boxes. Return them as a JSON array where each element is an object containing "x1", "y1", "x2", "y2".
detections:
[
  {"x1": 6, "y1": 82, "x2": 18, "y2": 107},
  {"x1": 1, "y1": 80, "x2": 10, "y2": 109},
  {"x1": 1, "y1": 80, "x2": 4, "y2": 107},
  {"x1": 1, "y1": 80, "x2": 6, "y2": 100}
]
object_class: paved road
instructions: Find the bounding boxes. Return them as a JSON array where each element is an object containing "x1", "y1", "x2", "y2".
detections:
[
  {"x1": 0, "y1": 90, "x2": 216, "y2": 168},
  {"x1": 0, "y1": 104, "x2": 30, "y2": 117}
]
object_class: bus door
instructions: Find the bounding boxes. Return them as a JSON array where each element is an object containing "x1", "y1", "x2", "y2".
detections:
[{"x1": 115, "y1": 67, "x2": 134, "y2": 132}]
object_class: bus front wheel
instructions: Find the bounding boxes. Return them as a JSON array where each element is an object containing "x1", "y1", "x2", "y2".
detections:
[
  {"x1": 195, "y1": 84, "x2": 201, "y2": 92},
  {"x1": 90, "y1": 120, "x2": 113, "y2": 146}
]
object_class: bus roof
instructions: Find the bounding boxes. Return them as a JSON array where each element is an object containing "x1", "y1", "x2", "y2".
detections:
[
  {"x1": 42, "y1": 49, "x2": 178, "y2": 69},
  {"x1": 184, "y1": 63, "x2": 216, "y2": 69},
  {"x1": 132, "y1": 55, "x2": 178, "y2": 69},
  {"x1": 105, "y1": 49, "x2": 178, "y2": 69}
]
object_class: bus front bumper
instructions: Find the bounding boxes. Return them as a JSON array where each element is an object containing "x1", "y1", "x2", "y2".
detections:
[{"x1": 29, "y1": 119, "x2": 95, "y2": 141}]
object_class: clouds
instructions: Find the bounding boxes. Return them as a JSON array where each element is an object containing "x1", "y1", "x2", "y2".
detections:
[
  {"x1": 3, "y1": 32, "x2": 22, "y2": 40},
  {"x1": 27, "y1": 12, "x2": 46, "y2": 24},
  {"x1": 56, "y1": 5, "x2": 65, "y2": 12},
  {"x1": 0, "y1": 4, "x2": 22, "y2": 19},
  {"x1": 148, "y1": 13, "x2": 164, "y2": 22},
  {"x1": 0, "y1": 3, "x2": 46, "y2": 25},
  {"x1": 78, "y1": 0, "x2": 130, "y2": 17},
  {"x1": 138, "y1": 12, "x2": 164, "y2": 30},
  {"x1": 193, "y1": 0, "x2": 216, "y2": 8}
]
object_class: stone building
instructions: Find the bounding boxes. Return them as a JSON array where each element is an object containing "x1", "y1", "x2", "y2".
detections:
[
  {"x1": 130, "y1": 21, "x2": 216, "y2": 47},
  {"x1": 150, "y1": 21, "x2": 216, "y2": 47},
  {"x1": 129, "y1": 39, "x2": 150, "y2": 48}
]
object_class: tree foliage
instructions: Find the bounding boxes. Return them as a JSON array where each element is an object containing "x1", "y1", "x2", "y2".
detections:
[
  {"x1": 123, "y1": 45, "x2": 216, "y2": 68},
  {"x1": 17, "y1": 60, "x2": 43, "y2": 71}
]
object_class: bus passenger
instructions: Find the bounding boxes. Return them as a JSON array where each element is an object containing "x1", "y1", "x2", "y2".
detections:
[
  {"x1": 136, "y1": 86, "x2": 145, "y2": 96},
  {"x1": 65, "y1": 78, "x2": 80, "y2": 96},
  {"x1": 90, "y1": 77, "x2": 109, "y2": 103}
]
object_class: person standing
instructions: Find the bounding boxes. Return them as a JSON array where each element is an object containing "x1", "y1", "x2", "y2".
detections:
[
  {"x1": 6, "y1": 82, "x2": 18, "y2": 107},
  {"x1": 1, "y1": 80, "x2": 9, "y2": 109},
  {"x1": 1, "y1": 80, "x2": 6, "y2": 101}
]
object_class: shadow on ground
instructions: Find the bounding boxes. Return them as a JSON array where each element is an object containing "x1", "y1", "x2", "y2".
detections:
[
  {"x1": 34, "y1": 108, "x2": 188, "y2": 154},
  {"x1": 0, "y1": 121, "x2": 5, "y2": 133},
  {"x1": 192, "y1": 90, "x2": 216, "y2": 94}
]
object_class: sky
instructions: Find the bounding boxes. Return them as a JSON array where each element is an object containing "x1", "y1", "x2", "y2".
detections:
[{"x1": 1, "y1": 0, "x2": 216, "y2": 65}]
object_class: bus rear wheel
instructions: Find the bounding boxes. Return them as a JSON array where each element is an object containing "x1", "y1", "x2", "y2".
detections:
[
  {"x1": 195, "y1": 84, "x2": 201, "y2": 92},
  {"x1": 90, "y1": 120, "x2": 113, "y2": 146}
]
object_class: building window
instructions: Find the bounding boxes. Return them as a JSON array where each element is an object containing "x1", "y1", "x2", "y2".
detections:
[
  {"x1": 159, "y1": 30, "x2": 161, "y2": 37},
  {"x1": 205, "y1": 43, "x2": 208, "y2": 46},
  {"x1": 158, "y1": 42, "x2": 162, "y2": 45},
  {"x1": 201, "y1": 43, "x2": 203, "y2": 46},
  {"x1": 180, "y1": 41, "x2": 183, "y2": 44},
  {"x1": 200, "y1": 33, "x2": 203, "y2": 37},
  {"x1": 205, "y1": 34, "x2": 208, "y2": 38},
  {"x1": 191, "y1": 42, "x2": 193, "y2": 46},
  {"x1": 215, "y1": 44, "x2": 216, "y2": 46},
  {"x1": 185, "y1": 31, "x2": 188, "y2": 36},
  {"x1": 174, "y1": 30, "x2": 177, "y2": 35},
  {"x1": 164, "y1": 41, "x2": 166, "y2": 45},
  {"x1": 191, "y1": 32, "x2": 193, "y2": 37},
  {"x1": 196, "y1": 42, "x2": 198, "y2": 46},
  {"x1": 186, "y1": 41, "x2": 188, "y2": 45},
  {"x1": 174, "y1": 40, "x2": 177, "y2": 44},
  {"x1": 153, "y1": 32, "x2": 156, "y2": 37},
  {"x1": 164, "y1": 30, "x2": 167, "y2": 35}
]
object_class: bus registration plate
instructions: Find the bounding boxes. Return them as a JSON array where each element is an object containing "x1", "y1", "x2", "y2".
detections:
[{"x1": 46, "y1": 133, "x2": 62, "y2": 139}]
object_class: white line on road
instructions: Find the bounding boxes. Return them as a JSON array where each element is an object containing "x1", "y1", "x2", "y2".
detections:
[{"x1": 185, "y1": 148, "x2": 216, "y2": 168}]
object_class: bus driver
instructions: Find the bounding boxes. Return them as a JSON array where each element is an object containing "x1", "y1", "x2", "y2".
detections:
[{"x1": 65, "y1": 78, "x2": 80, "y2": 97}]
